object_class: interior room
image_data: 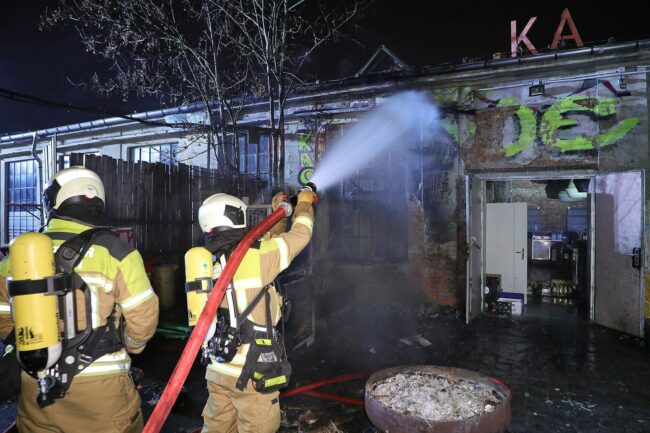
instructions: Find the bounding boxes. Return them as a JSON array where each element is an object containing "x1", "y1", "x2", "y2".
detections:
[{"x1": 484, "y1": 178, "x2": 591, "y2": 319}]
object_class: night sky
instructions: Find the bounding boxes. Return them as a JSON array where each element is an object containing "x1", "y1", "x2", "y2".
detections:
[{"x1": 1, "y1": 0, "x2": 649, "y2": 135}]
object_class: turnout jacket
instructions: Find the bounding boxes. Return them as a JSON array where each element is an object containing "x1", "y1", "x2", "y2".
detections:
[
  {"x1": 0, "y1": 218, "x2": 159, "y2": 379},
  {"x1": 207, "y1": 201, "x2": 314, "y2": 381}
]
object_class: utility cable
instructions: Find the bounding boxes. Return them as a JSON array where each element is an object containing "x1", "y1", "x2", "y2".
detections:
[{"x1": 0, "y1": 86, "x2": 207, "y2": 131}]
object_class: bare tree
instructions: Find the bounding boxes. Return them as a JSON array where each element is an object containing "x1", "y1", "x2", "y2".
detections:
[
  {"x1": 43, "y1": 0, "x2": 254, "y2": 192},
  {"x1": 218, "y1": 0, "x2": 371, "y2": 188},
  {"x1": 44, "y1": 0, "x2": 370, "y2": 190}
]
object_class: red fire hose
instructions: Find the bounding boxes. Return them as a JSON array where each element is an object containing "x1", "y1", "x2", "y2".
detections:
[
  {"x1": 303, "y1": 390, "x2": 365, "y2": 406},
  {"x1": 143, "y1": 207, "x2": 288, "y2": 433},
  {"x1": 279, "y1": 371, "x2": 370, "y2": 398},
  {"x1": 279, "y1": 371, "x2": 370, "y2": 408}
]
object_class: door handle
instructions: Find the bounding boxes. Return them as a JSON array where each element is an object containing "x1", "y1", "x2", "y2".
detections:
[
  {"x1": 632, "y1": 247, "x2": 641, "y2": 269},
  {"x1": 515, "y1": 248, "x2": 525, "y2": 260}
]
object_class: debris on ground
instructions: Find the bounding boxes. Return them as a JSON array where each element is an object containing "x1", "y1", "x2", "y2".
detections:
[
  {"x1": 368, "y1": 372, "x2": 502, "y2": 421},
  {"x1": 398, "y1": 334, "x2": 432, "y2": 348},
  {"x1": 413, "y1": 335, "x2": 432, "y2": 347},
  {"x1": 398, "y1": 338, "x2": 413, "y2": 346},
  {"x1": 307, "y1": 420, "x2": 347, "y2": 433},
  {"x1": 561, "y1": 398, "x2": 597, "y2": 413},
  {"x1": 298, "y1": 409, "x2": 319, "y2": 425}
]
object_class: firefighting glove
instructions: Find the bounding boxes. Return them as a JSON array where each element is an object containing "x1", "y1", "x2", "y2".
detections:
[
  {"x1": 268, "y1": 192, "x2": 290, "y2": 237},
  {"x1": 297, "y1": 189, "x2": 317, "y2": 204},
  {"x1": 272, "y1": 192, "x2": 288, "y2": 211},
  {"x1": 124, "y1": 331, "x2": 148, "y2": 354}
]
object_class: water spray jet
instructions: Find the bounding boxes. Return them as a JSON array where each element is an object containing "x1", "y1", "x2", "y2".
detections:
[{"x1": 309, "y1": 91, "x2": 439, "y2": 191}]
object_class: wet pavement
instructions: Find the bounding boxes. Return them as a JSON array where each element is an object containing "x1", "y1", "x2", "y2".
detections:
[{"x1": 1, "y1": 298, "x2": 649, "y2": 433}]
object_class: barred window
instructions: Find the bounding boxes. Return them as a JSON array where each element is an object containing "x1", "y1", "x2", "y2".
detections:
[
  {"x1": 258, "y1": 134, "x2": 270, "y2": 181},
  {"x1": 6, "y1": 159, "x2": 42, "y2": 242},
  {"x1": 237, "y1": 133, "x2": 257, "y2": 176},
  {"x1": 129, "y1": 144, "x2": 178, "y2": 165}
]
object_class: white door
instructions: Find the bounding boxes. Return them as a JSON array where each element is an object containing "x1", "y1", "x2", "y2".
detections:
[
  {"x1": 594, "y1": 170, "x2": 645, "y2": 337},
  {"x1": 513, "y1": 203, "x2": 528, "y2": 299},
  {"x1": 486, "y1": 203, "x2": 528, "y2": 302},
  {"x1": 466, "y1": 177, "x2": 485, "y2": 324}
]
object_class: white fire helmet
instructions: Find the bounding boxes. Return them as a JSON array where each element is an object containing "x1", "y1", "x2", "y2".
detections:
[
  {"x1": 198, "y1": 193, "x2": 248, "y2": 232},
  {"x1": 43, "y1": 166, "x2": 105, "y2": 214}
]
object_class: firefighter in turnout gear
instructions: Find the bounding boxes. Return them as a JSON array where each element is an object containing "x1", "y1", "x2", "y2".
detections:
[
  {"x1": 0, "y1": 166, "x2": 159, "y2": 433},
  {"x1": 194, "y1": 189, "x2": 315, "y2": 433}
]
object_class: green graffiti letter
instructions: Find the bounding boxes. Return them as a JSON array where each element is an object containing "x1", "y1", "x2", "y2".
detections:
[
  {"x1": 299, "y1": 167, "x2": 313, "y2": 185},
  {"x1": 497, "y1": 97, "x2": 537, "y2": 157},
  {"x1": 599, "y1": 118, "x2": 640, "y2": 148},
  {"x1": 540, "y1": 96, "x2": 639, "y2": 152},
  {"x1": 298, "y1": 133, "x2": 313, "y2": 152},
  {"x1": 441, "y1": 120, "x2": 459, "y2": 144},
  {"x1": 466, "y1": 121, "x2": 477, "y2": 138},
  {"x1": 300, "y1": 152, "x2": 313, "y2": 168}
]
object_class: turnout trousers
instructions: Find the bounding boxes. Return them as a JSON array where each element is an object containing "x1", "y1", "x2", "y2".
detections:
[
  {"x1": 17, "y1": 373, "x2": 143, "y2": 433},
  {"x1": 201, "y1": 371, "x2": 280, "y2": 433}
]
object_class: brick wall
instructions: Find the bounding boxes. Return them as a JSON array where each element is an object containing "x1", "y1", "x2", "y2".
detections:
[{"x1": 510, "y1": 180, "x2": 587, "y2": 233}]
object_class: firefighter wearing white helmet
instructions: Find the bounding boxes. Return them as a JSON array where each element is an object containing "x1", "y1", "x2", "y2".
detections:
[
  {"x1": 192, "y1": 189, "x2": 316, "y2": 433},
  {"x1": 198, "y1": 193, "x2": 248, "y2": 232},
  {"x1": 0, "y1": 166, "x2": 159, "y2": 433}
]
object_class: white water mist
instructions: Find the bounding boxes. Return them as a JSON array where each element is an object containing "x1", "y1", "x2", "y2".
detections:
[{"x1": 310, "y1": 91, "x2": 439, "y2": 190}]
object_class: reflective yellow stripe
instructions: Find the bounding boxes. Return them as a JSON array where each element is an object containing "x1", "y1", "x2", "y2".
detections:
[
  {"x1": 88, "y1": 284, "x2": 100, "y2": 329},
  {"x1": 81, "y1": 276, "x2": 114, "y2": 293},
  {"x1": 78, "y1": 350, "x2": 131, "y2": 376},
  {"x1": 265, "y1": 375, "x2": 287, "y2": 387},
  {"x1": 208, "y1": 343, "x2": 250, "y2": 376},
  {"x1": 209, "y1": 355, "x2": 246, "y2": 367},
  {"x1": 94, "y1": 349, "x2": 129, "y2": 363},
  {"x1": 79, "y1": 362, "x2": 131, "y2": 376},
  {"x1": 274, "y1": 238, "x2": 290, "y2": 271},
  {"x1": 233, "y1": 278, "x2": 263, "y2": 290},
  {"x1": 119, "y1": 287, "x2": 155, "y2": 311},
  {"x1": 208, "y1": 362, "x2": 244, "y2": 377},
  {"x1": 18, "y1": 350, "x2": 130, "y2": 377},
  {"x1": 255, "y1": 338, "x2": 272, "y2": 346},
  {"x1": 208, "y1": 344, "x2": 249, "y2": 367},
  {"x1": 294, "y1": 216, "x2": 313, "y2": 232},
  {"x1": 0, "y1": 303, "x2": 10, "y2": 314},
  {"x1": 227, "y1": 344, "x2": 249, "y2": 366},
  {"x1": 231, "y1": 354, "x2": 248, "y2": 365}
]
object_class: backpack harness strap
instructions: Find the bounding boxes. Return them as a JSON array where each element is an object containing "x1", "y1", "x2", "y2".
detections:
[{"x1": 39, "y1": 228, "x2": 124, "y2": 399}]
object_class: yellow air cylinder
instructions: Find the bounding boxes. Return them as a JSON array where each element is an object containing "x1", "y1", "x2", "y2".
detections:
[
  {"x1": 184, "y1": 247, "x2": 213, "y2": 326},
  {"x1": 8, "y1": 232, "x2": 62, "y2": 372}
]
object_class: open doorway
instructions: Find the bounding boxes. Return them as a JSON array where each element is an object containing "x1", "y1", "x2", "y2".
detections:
[
  {"x1": 484, "y1": 178, "x2": 591, "y2": 320},
  {"x1": 467, "y1": 170, "x2": 645, "y2": 337}
]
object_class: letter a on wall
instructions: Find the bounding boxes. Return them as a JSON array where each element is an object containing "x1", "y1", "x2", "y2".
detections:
[{"x1": 551, "y1": 8, "x2": 583, "y2": 49}]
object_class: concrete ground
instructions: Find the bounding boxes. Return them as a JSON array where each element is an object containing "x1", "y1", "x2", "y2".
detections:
[{"x1": 1, "y1": 298, "x2": 649, "y2": 433}]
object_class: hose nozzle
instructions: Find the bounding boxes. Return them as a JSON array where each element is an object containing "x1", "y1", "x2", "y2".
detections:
[
  {"x1": 288, "y1": 182, "x2": 318, "y2": 208},
  {"x1": 304, "y1": 182, "x2": 317, "y2": 193}
]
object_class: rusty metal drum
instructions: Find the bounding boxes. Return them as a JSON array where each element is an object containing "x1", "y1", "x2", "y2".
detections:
[{"x1": 365, "y1": 365, "x2": 511, "y2": 433}]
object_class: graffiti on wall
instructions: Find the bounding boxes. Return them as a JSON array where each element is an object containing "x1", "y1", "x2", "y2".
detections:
[
  {"x1": 437, "y1": 118, "x2": 475, "y2": 159},
  {"x1": 297, "y1": 125, "x2": 327, "y2": 186},
  {"x1": 298, "y1": 132, "x2": 314, "y2": 186},
  {"x1": 479, "y1": 95, "x2": 640, "y2": 158}
]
